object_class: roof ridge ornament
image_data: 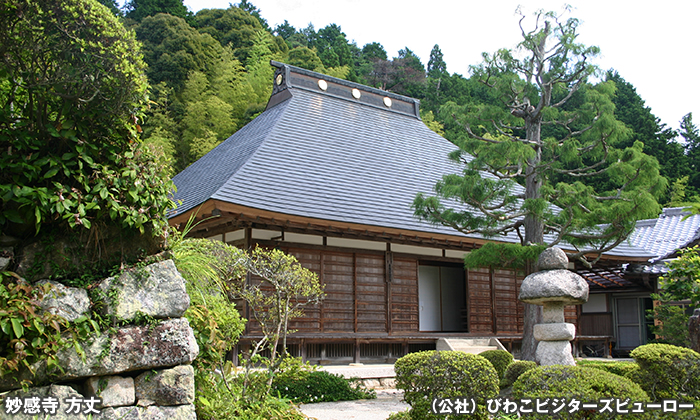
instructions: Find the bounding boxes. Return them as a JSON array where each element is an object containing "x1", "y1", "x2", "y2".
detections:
[{"x1": 268, "y1": 60, "x2": 421, "y2": 119}]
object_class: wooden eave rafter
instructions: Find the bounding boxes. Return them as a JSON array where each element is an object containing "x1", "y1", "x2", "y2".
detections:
[{"x1": 169, "y1": 199, "x2": 652, "y2": 262}]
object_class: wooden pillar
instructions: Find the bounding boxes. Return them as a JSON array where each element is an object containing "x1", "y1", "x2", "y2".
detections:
[
  {"x1": 464, "y1": 267, "x2": 470, "y2": 332},
  {"x1": 490, "y1": 267, "x2": 497, "y2": 334},
  {"x1": 385, "y1": 250, "x2": 393, "y2": 334},
  {"x1": 320, "y1": 252, "x2": 325, "y2": 332},
  {"x1": 353, "y1": 253, "x2": 358, "y2": 333},
  {"x1": 244, "y1": 227, "x2": 252, "y2": 329},
  {"x1": 354, "y1": 339, "x2": 361, "y2": 363}
]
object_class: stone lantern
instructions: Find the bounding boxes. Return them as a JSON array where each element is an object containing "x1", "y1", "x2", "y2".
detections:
[{"x1": 519, "y1": 247, "x2": 588, "y2": 365}]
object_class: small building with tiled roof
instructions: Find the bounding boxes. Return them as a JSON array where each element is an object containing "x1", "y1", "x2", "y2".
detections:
[
  {"x1": 575, "y1": 208, "x2": 700, "y2": 355},
  {"x1": 170, "y1": 61, "x2": 661, "y2": 361}
]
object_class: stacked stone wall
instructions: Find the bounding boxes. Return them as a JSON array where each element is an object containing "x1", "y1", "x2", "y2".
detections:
[{"x1": 0, "y1": 254, "x2": 199, "y2": 420}]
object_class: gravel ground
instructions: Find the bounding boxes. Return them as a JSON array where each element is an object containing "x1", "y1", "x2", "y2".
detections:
[{"x1": 298, "y1": 389, "x2": 409, "y2": 420}]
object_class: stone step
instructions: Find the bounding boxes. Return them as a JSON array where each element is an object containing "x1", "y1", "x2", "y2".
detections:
[
  {"x1": 448, "y1": 345, "x2": 498, "y2": 354},
  {"x1": 436, "y1": 338, "x2": 507, "y2": 355}
]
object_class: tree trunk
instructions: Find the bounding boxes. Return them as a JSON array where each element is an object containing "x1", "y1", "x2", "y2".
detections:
[{"x1": 521, "y1": 117, "x2": 544, "y2": 362}]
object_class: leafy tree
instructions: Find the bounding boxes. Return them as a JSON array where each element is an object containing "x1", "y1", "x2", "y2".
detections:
[
  {"x1": 96, "y1": 0, "x2": 121, "y2": 16},
  {"x1": 287, "y1": 46, "x2": 325, "y2": 72},
  {"x1": 606, "y1": 71, "x2": 688, "y2": 194},
  {"x1": 365, "y1": 48, "x2": 425, "y2": 95},
  {"x1": 427, "y1": 44, "x2": 447, "y2": 78},
  {"x1": 274, "y1": 20, "x2": 296, "y2": 40},
  {"x1": 424, "y1": 44, "x2": 449, "y2": 113},
  {"x1": 236, "y1": 0, "x2": 270, "y2": 31},
  {"x1": 413, "y1": 8, "x2": 665, "y2": 360},
  {"x1": 135, "y1": 13, "x2": 222, "y2": 91},
  {"x1": 657, "y1": 246, "x2": 700, "y2": 308},
  {"x1": 192, "y1": 6, "x2": 286, "y2": 67},
  {"x1": 234, "y1": 247, "x2": 324, "y2": 398},
  {"x1": 681, "y1": 113, "x2": 700, "y2": 194},
  {"x1": 362, "y1": 42, "x2": 388, "y2": 61},
  {"x1": 124, "y1": 0, "x2": 191, "y2": 22},
  {"x1": 0, "y1": 0, "x2": 174, "y2": 237}
]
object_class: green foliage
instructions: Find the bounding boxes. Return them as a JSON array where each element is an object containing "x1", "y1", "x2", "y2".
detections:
[
  {"x1": 512, "y1": 365, "x2": 650, "y2": 419},
  {"x1": 0, "y1": 0, "x2": 175, "y2": 237},
  {"x1": 237, "y1": 246, "x2": 324, "y2": 354},
  {"x1": 500, "y1": 360, "x2": 536, "y2": 389},
  {"x1": 387, "y1": 411, "x2": 411, "y2": 420},
  {"x1": 463, "y1": 243, "x2": 545, "y2": 269},
  {"x1": 135, "y1": 13, "x2": 222, "y2": 91},
  {"x1": 478, "y1": 349, "x2": 513, "y2": 380},
  {"x1": 420, "y1": 110, "x2": 445, "y2": 137},
  {"x1": 0, "y1": 277, "x2": 68, "y2": 388},
  {"x1": 682, "y1": 113, "x2": 700, "y2": 195},
  {"x1": 125, "y1": 0, "x2": 192, "y2": 22},
  {"x1": 576, "y1": 359, "x2": 639, "y2": 378},
  {"x1": 394, "y1": 350, "x2": 498, "y2": 420},
  {"x1": 193, "y1": 6, "x2": 282, "y2": 66},
  {"x1": 606, "y1": 71, "x2": 687, "y2": 198},
  {"x1": 657, "y1": 246, "x2": 700, "y2": 307},
  {"x1": 236, "y1": 246, "x2": 325, "y2": 397},
  {"x1": 171, "y1": 235, "x2": 247, "y2": 370},
  {"x1": 629, "y1": 343, "x2": 700, "y2": 401},
  {"x1": 647, "y1": 304, "x2": 692, "y2": 348},
  {"x1": 272, "y1": 370, "x2": 375, "y2": 404},
  {"x1": 194, "y1": 366, "x2": 306, "y2": 420},
  {"x1": 413, "y1": 9, "x2": 665, "y2": 267},
  {"x1": 185, "y1": 296, "x2": 245, "y2": 371}
]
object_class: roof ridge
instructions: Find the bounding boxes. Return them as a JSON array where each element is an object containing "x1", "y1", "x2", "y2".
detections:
[{"x1": 269, "y1": 60, "x2": 421, "y2": 120}]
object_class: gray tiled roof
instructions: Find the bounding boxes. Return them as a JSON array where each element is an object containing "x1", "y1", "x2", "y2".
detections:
[
  {"x1": 170, "y1": 62, "x2": 654, "y2": 259},
  {"x1": 625, "y1": 207, "x2": 700, "y2": 272}
]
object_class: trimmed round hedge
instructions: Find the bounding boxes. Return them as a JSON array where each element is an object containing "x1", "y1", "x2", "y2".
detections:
[
  {"x1": 501, "y1": 360, "x2": 537, "y2": 389},
  {"x1": 512, "y1": 365, "x2": 651, "y2": 419},
  {"x1": 394, "y1": 350, "x2": 498, "y2": 420},
  {"x1": 479, "y1": 349, "x2": 513, "y2": 380},
  {"x1": 576, "y1": 359, "x2": 638, "y2": 378},
  {"x1": 629, "y1": 343, "x2": 700, "y2": 401}
]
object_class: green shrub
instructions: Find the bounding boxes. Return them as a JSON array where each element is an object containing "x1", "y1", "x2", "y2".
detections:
[
  {"x1": 394, "y1": 350, "x2": 498, "y2": 420},
  {"x1": 479, "y1": 349, "x2": 513, "y2": 379},
  {"x1": 195, "y1": 369, "x2": 306, "y2": 420},
  {"x1": 512, "y1": 365, "x2": 650, "y2": 419},
  {"x1": 576, "y1": 359, "x2": 639, "y2": 378},
  {"x1": 272, "y1": 370, "x2": 375, "y2": 403},
  {"x1": 647, "y1": 304, "x2": 692, "y2": 348},
  {"x1": 0, "y1": 279, "x2": 68, "y2": 388},
  {"x1": 630, "y1": 343, "x2": 700, "y2": 401},
  {"x1": 387, "y1": 410, "x2": 411, "y2": 420},
  {"x1": 500, "y1": 360, "x2": 536, "y2": 389}
]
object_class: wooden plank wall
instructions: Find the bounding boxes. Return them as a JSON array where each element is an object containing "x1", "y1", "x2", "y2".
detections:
[
  {"x1": 246, "y1": 244, "x2": 530, "y2": 336},
  {"x1": 467, "y1": 267, "x2": 493, "y2": 333},
  {"x1": 355, "y1": 254, "x2": 387, "y2": 332},
  {"x1": 467, "y1": 267, "x2": 525, "y2": 334},
  {"x1": 493, "y1": 269, "x2": 520, "y2": 333},
  {"x1": 318, "y1": 252, "x2": 354, "y2": 332},
  {"x1": 391, "y1": 257, "x2": 419, "y2": 332}
]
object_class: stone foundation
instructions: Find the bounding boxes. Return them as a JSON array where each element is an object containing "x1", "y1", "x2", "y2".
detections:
[{"x1": 0, "y1": 253, "x2": 198, "y2": 420}]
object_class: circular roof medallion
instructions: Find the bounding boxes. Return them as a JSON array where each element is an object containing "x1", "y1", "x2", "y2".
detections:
[
  {"x1": 352, "y1": 88, "x2": 361, "y2": 99},
  {"x1": 318, "y1": 79, "x2": 328, "y2": 91},
  {"x1": 383, "y1": 97, "x2": 393, "y2": 107},
  {"x1": 275, "y1": 74, "x2": 283, "y2": 85}
]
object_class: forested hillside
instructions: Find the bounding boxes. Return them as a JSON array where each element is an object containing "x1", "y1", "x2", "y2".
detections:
[{"x1": 101, "y1": 0, "x2": 699, "y2": 204}]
